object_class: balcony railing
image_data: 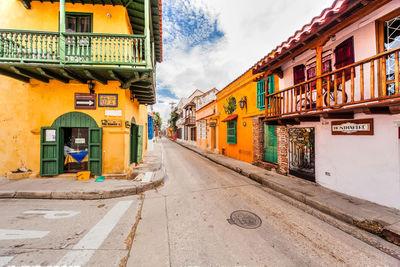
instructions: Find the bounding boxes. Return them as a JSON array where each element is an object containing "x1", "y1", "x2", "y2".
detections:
[
  {"x1": 0, "y1": 29, "x2": 147, "y2": 66},
  {"x1": 266, "y1": 46, "x2": 400, "y2": 118},
  {"x1": 185, "y1": 116, "x2": 196, "y2": 126}
]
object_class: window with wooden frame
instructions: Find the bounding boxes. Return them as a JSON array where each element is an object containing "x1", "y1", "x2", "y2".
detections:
[
  {"x1": 293, "y1": 64, "x2": 306, "y2": 94},
  {"x1": 376, "y1": 8, "x2": 400, "y2": 95},
  {"x1": 227, "y1": 120, "x2": 237, "y2": 144},
  {"x1": 334, "y1": 36, "x2": 355, "y2": 81}
]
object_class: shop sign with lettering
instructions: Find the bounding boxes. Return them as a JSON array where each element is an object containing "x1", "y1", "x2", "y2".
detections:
[
  {"x1": 101, "y1": 119, "x2": 122, "y2": 127},
  {"x1": 331, "y1": 118, "x2": 374, "y2": 135}
]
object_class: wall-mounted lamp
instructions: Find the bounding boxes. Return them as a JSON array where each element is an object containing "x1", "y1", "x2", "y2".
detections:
[
  {"x1": 88, "y1": 81, "x2": 95, "y2": 94},
  {"x1": 107, "y1": 13, "x2": 112, "y2": 18},
  {"x1": 238, "y1": 96, "x2": 247, "y2": 110}
]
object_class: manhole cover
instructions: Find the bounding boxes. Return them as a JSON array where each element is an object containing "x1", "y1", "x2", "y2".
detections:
[{"x1": 227, "y1": 210, "x2": 262, "y2": 229}]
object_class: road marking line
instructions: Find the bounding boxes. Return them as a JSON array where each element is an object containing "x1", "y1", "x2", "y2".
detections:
[
  {"x1": 0, "y1": 229, "x2": 49, "y2": 240},
  {"x1": 0, "y1": 256, "x2": 13, "y2": 267},
  {"x1": 142, "y1": 172, "x2": 153, "y2": 183},
  {"x1": 56, "y1": 200, "x2": 133, "y2": 266},
  {"x1": 24, "y1": 210, "x2": 80, "y2": 219}
]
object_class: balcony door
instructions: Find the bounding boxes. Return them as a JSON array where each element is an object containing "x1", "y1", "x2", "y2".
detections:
[
  {"x1": 65, "y1": 13, "x2": 93, "y2": 62},
  {"x1": 377, "y1": 9, "x2": 400, "y2": 95}
]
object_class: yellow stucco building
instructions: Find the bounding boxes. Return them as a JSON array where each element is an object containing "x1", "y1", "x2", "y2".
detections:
[
  {"x1": 216, "y1": 68, "x2": 279, "y2": 164},
  {"x1": 0, "y1": 0, "x2": 162, "y2": 177}
]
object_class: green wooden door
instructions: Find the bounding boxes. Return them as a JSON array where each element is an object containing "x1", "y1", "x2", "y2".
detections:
[
  {"x1": 88, "y1": 127, "x2": 102, "y2": 175},
  {"x1": 137, "y1": 125, "x2": 144, "y2": 162},
  {"x1": 264, "y1": 124, "x2": 278, "y2": 163},
  {"x1": 130, "y1": 124, "x2": 138, "y2": 164},
  {"x1": 40, "y1": 127, "x2": 61, "y2": 176}
]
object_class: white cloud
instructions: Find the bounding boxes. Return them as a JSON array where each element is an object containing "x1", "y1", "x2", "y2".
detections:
[{"x1": 153, "y1": 0, "x2": 333, "y2": 127}]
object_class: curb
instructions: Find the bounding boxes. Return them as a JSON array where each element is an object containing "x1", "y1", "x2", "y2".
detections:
[
  {"x1": 173, "y1": 140, "x2": 400, "y2": 251},
  {"x1": 0, "y1": 169, "x2": 164, "y2": 200}
]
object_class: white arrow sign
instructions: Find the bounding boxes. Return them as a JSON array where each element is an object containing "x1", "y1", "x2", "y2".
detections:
[
  {"x1": 0, "y1": 229, "x2": 49, "y2": 240},
  {"x1": 76, "y1": 100, "x2": 94, "y2": 106},
  {"x1": 24, "y1": 210, "x2": 80, "y2": 219}
]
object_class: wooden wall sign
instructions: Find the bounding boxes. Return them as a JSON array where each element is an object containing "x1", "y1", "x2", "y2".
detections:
[
  {"x1": 331, "y1": 118, "x2": 374, "y2": 135},
  {"x1": 125, "y1": 121, "x2": 131, "y2": 128},
  {"x1": 98, "y1": 94, "x2": 118, "y2": 107},
  {"x1": 101, "y1": 119, "x2": 122, "y2": 127},
  {"x1": 75, "y1": 93, "x2": 96, "y2": 110}
]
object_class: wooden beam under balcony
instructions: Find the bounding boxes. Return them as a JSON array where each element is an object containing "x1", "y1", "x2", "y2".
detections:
[
  {"x1": 10, "y1": 67, "x2": 49, "y2": 83},
  {"x1": 84, "y1": 70, "x2": 107, "y2": 85},
  {"x1": 322, "y1": 112, "x2": 354, "y2": 119},
  {"x1": 0, "y1": 69, "x2": 30, "y2": 83},
  {"x1": 60, "y1": 69, "x2": 87, "y2": 84},
  {"x1": 295, "y1": 116, "x2": 320, "y2": 122},
  {"x1": 363, "y1": 107, "x2": 391, "y2": 114},
  {"x1": 277, "y1": 119, "x2": 300, "y2": 125},
  {"x1": 108, "y1": 70, "x2": 126, "y2": 85},
  {"x1": 37, "y1": 68, "x2": 69, "y2": 84},
  {"x1": 19, "y1": 0, "x2": 31, "y2": 9}
]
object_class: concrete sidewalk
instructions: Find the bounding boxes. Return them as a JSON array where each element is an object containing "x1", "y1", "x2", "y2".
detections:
[
  {"x1": 173, "y1": 139, "x2": 400, "y2": 247},
  {"x1": 0, "y1": 143, "x2": 164, "y2": 200}
]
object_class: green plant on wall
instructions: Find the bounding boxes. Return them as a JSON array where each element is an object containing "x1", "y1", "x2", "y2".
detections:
[{"x1": 223, "y1": 96, "x2": 236, "y2": 114}]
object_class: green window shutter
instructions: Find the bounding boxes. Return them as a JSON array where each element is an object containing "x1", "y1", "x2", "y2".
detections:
[
  {"x1": 136, "y1": 125, "x2": 144, "y2": 162},
  {"x1": 40, "y1": 127, "x2": 61, "y2": 176},
  {"x1": 263, "y1": 124, "x2": 278, "y2": 163},
  {"x1": 227, "y1": 120, "x2": 237, "y2": 144},
  {"x1": 268, "y1": 75, "x2": 275, "y2": 94},
  {"x1": 130, "y1": 124, "x2": 138, "y2": 164},
  {"x1": 257, "y1": 79, "x2": 265, "y2": 110},
  {"x1": 88, "y1": 127, "x2": 102, "y2": 175}
]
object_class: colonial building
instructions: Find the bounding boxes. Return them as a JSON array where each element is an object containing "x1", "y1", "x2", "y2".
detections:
[
  {"x1": 176, "y1": 89, "x2": 203, "y2": 145},
  {"x1": 0, "y1": 0, "x2": 162, "y2": 177},
  {"x1": 253, "y1": 0, "x2": 400, "y2": 209},
  {"x1": 195, "y1": 88, "x2": 219, "y2": 152},
  {"x1": 216, "y1": 68, "x2": 278, "y2": 164}
]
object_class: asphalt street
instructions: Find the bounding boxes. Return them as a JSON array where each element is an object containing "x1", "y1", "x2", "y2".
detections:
[
  {"x1": 0, "y1": 195, "x2": 142, "y2": 267},
  {"x1": 1, "y1": 139, "x2": 400, "y2": 266},
  {"x1": 128, "y1": 139, "x2": 400, "y2": 267}
]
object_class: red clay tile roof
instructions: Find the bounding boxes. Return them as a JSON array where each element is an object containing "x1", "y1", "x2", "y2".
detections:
[{"x1": 252, "y1": 0, "x2": 369, "y2": 74}]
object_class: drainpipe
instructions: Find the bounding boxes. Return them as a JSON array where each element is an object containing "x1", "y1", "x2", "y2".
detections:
[{"x1": 60, "y1": 0, "x2": 66, "y2": 62}]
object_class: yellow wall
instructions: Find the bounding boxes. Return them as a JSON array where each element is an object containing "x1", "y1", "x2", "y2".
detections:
[
  {"x1": 216, "y1": 69, "x2": 277, "y2": 163},
  {"x1": 0, "y1": 1, "x2": 132, "y2": 34},
  {"x1": 0, "y1": 1, "x2": 147, "y2": 176},
  {"x1": 0, "y1": 77, "x2": 148, "y2": 176}
]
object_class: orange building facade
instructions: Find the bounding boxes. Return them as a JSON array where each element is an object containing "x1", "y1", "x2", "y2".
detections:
[{"x1": 216, "y1": 68, "x2": 279, "y2": 164}]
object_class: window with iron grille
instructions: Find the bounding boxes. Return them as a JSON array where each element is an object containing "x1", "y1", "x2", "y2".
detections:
[{"x1": 227, "y1": 120, "x2": 237, "y2": 144}]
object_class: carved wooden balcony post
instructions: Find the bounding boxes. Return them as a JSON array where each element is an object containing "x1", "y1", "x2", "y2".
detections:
[{"x1": 316, "y1": 46, "x2": 323, "y2": 108}]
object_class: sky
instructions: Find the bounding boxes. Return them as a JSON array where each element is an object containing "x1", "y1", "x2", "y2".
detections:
[{"x1": 153, "y1": 0, "x2": 333, "y2": 126}]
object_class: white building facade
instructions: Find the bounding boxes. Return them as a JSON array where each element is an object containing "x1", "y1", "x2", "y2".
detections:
[{"x1": 254, "y1": 0, "x2": 400, "y2": 209}]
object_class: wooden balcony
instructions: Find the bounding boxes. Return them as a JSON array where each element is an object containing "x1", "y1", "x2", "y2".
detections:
[
  {"x1": 0, "y1": 30, "x2": 147, "y2": 66},
  {"x1": 266, "y1": 46, "x2": 400, "y2": 123},
  {"x1": 185, "y1": 116, "x2": 196, "y2": 126},
  {"x1": 0, "y1": 29, "x2": 156, "y2": 104}
]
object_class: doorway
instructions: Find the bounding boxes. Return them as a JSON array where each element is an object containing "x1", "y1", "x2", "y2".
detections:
[
  {"x1": 63, "y1": 127, "x2": 89, "y2": 172},
  {"x1": 130, "y1": 117, "x2": 144, "y2": 164},
  {"x1": 40, "y1": 112, "x2": 102, "y2": 176},
  {"x1": 288, "y1": 127, "x2": 315, "y2": 182},
  {"x1": 264, "y1": 124, "x2": 278, "y2": 163},
  {"x1": 211, "y1": 126, "x2": 216, "y2": 150}
]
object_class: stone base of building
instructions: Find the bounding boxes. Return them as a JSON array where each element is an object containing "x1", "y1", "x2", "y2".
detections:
[{"x1": 252, "y1": 116, "x2": 289, "y2": 176}]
